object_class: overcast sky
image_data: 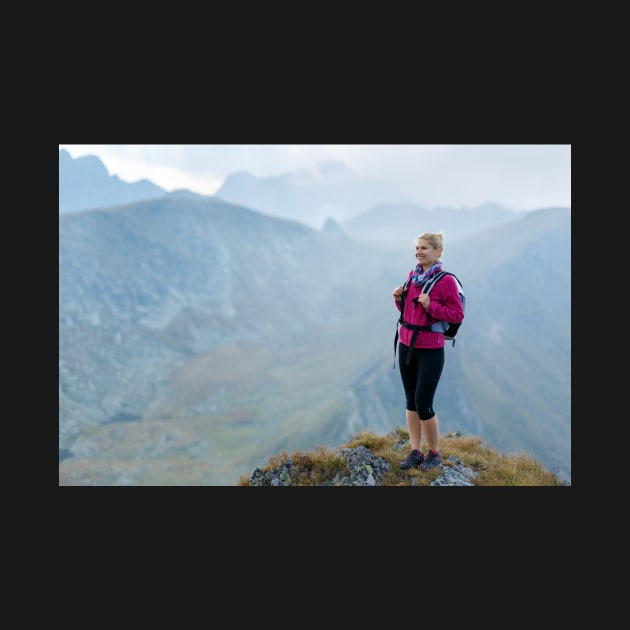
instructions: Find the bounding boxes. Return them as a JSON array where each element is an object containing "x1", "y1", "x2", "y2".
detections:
[{"x1": 58, "y1": 144, "x2": 571, "y2": 211}]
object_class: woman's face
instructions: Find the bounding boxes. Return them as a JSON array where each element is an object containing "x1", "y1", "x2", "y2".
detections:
[{"x1": 415, "y1": 239, "x2": 440, "y2": 269}]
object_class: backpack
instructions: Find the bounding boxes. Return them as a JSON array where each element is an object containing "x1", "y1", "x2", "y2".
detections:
[{"x1": 394, "y1": 271, "x2": 465, "y2": 366}]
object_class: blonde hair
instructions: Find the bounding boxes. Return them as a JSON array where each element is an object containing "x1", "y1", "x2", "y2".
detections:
[{"x1": 416, "y1": 231, "x2": 444, "y2": 253}]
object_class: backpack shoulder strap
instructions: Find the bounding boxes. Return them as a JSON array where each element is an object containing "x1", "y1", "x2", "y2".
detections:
[
  {"x1": 398, "y1": 278, "x2": 410, "y2": 322},
  {"x1": 423, "y1": 271, "x2": 463, "y2": 294},
  {"x1": 422, "y1": 271, "x2": 447, "y2": 294}
]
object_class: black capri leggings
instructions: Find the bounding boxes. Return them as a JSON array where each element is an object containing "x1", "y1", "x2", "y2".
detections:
[{"x1": 397, "y1": 343, "x2": 445, "y2": 420}]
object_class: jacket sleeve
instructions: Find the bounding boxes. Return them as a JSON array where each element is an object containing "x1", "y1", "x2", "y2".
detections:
[{"x1": 427, "y1": 275, "x2": 464, "y2": 324}]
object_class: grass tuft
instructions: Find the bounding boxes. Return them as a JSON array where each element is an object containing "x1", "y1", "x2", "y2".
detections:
[{"x1": 238, "y1": 429, "x2": 567, "y2": 486}]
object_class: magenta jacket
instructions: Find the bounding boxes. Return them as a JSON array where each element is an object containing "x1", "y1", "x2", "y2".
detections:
[{"x1": 395, "y1": 271, "x2": 465, "y2": 349}]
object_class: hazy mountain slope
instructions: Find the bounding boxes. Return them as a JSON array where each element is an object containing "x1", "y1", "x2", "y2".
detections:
[
  {"x1": 59, "y1": 196, "x2": 408, "y2": 485},
  {"x1": 339, "y1": 201, "x2": 525, "y2": 243},
  {"x1": 257, "y1": 207, "x2": 572, "y2": 481},
  {"x1": 213, "y1": 160, "x2": 407, "y2": 229},
  {"x1": 59, "y1": 198, "x2": 570, "y2": 485},
  {"x1": 59, "y1": 148, "x2": 167, "y2": 213},
  {"x1": 449, "y1": 207, "x2": 571, "y2": 444}
]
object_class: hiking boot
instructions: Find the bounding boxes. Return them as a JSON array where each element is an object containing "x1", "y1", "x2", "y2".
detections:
[
  {"x1": 400, "y1": 449, "x2": 424, "y2": 470},
  {"x1": 420, "y1": 450, "x2": 442, "y2": 471}
]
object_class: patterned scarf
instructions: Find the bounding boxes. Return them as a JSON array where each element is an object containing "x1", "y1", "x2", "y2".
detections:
[{"x1": 410, "y1": 261, "x2": 443, "y2": 287}]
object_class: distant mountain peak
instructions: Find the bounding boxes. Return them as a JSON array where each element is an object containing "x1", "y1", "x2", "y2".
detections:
[
  {"x1": 59, "y1": 149, "x2": 167, "y2": 213},
  {"x1": 214, "y1": 160, "x2": 406, "y2": 228},
  {"x1": 321, "y1": 216, "x2": 348, "y2": 237}
]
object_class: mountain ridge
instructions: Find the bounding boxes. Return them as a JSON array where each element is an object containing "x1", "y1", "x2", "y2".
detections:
[{"x1": 59, "y1": 148, "x2": 168, "y2": 213}]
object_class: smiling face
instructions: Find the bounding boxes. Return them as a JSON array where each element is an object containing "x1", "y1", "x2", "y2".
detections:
[{"x1": 415, "y1": 238, "x2": 441, "y2": 271}]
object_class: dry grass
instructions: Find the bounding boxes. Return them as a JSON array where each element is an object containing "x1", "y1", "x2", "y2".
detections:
[{"x1": 237, "y1": 429, "x2": 567, "y2": 486}]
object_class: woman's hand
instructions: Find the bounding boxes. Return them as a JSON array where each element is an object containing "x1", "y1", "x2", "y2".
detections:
[
  {"x1": 393, "y1": 286, "x2": 403, "y2": 302},
  {"x1": 417, "y1": 293, "x2": 430, "y2": 309}
]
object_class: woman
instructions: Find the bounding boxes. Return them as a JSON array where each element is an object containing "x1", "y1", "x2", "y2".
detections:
[{"x1": 392, "y1": 231, "x2": 464, "y2": 471}]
